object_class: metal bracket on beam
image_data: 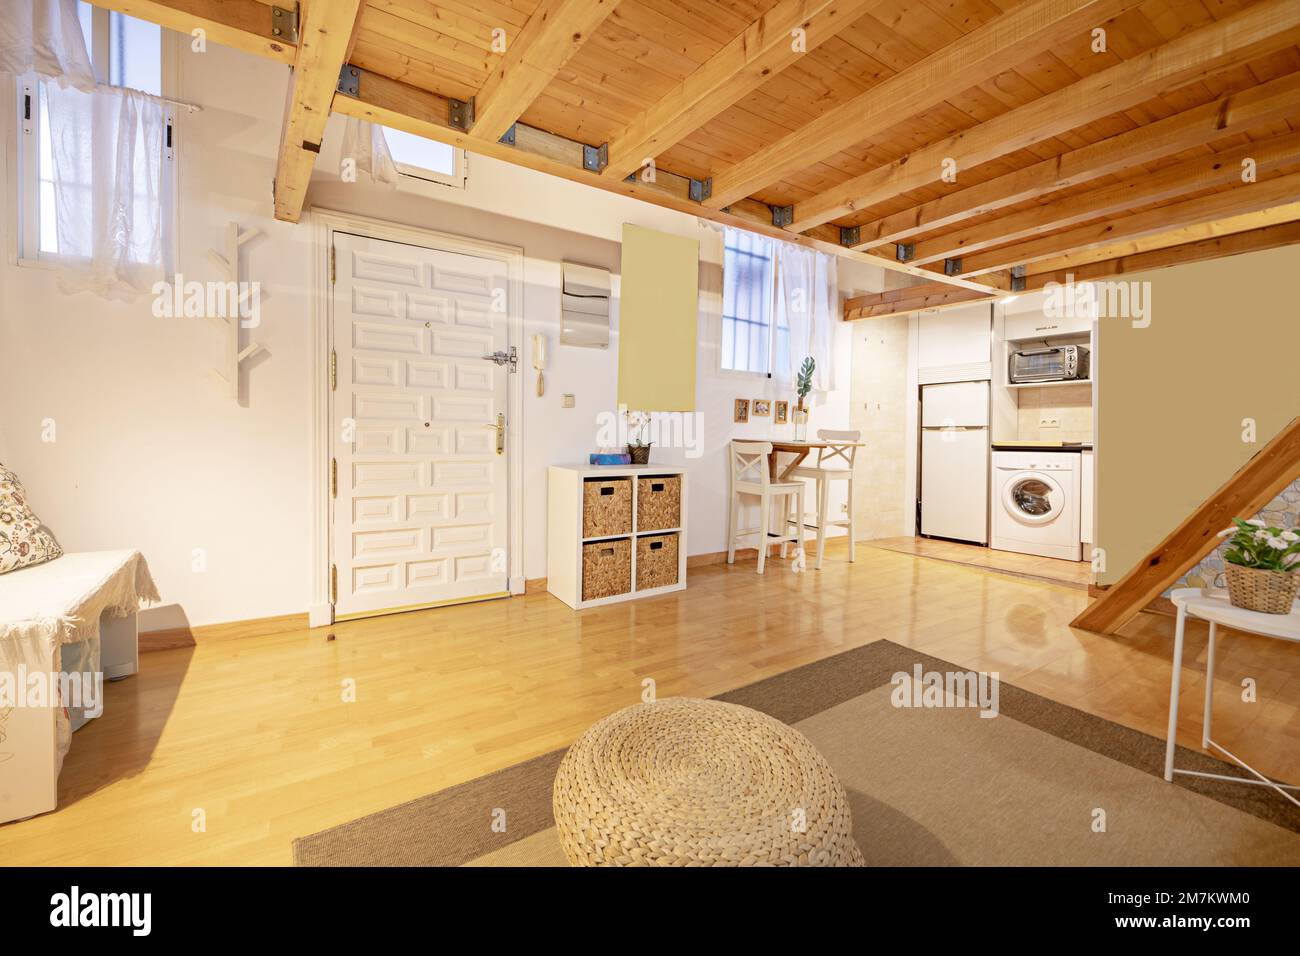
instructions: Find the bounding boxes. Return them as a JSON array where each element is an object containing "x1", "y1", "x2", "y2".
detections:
[
  {"x1": 772, "y1": 205, "x2": 794, "y2": 228},
  {"x1": 448, "y1": 97, "x2": 475, "y2": 132},
  {"x1": 499, "y1": 124, "x2": 516, "y2": 146},
  {"x1": 896, "y1": 243, "x2": 915, "y2": 263},
  {"x1": 839, "y1": 226, "x2": 860, "y2": 247},
  {"x1": 944, "y1": 257, "x2": 962, "y2": 276},
  {"x1": 689, "y1": 177, "x2": 712, "y2": 203},
  {"x1": 582, "y1": 142, "x2": 608, "y2": 172},
  {"x1": 1010, "y1": 264, "x2": 1027, "y2": 293},
  {"x1": 336, "y1": 65, "x2": 361, "y2": 99},
  {"x1": 270, "y1": 4, "x2": 299, "y2": 44}
]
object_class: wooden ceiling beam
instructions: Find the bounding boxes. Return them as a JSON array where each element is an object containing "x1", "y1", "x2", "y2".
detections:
[
  {"x1": 273, "y1": 0, "x2": 366, "y2": 223},
  {"x1": 910, "y1": 131, "x2": 1300, "y2": 267},
  {"x1": 84, "y1": 0, "x2": 296, "y2": 63},
  {"x1": 1023, "y1": 202, "x2": 1300, "y2": 276},
  {"x1": 330, "y1": 69, "x2": 1007, "y2": 292},
  {"x1": 843, "y1": 283, "x2": 994, "y2": 320},
  {"x1": 848, "y1": 71, "x2": 1300, "y2": 251},
  {"x1": 791, "y1": 0, "x2": 1300, "y2": 231},
  {"x1": 704, "y1": 0, "x2": 1144, "y2": 210},
  {"x1": 943, "y1": 173, "x2": 1300, "y2": 278},
  {"x1": 1022, "y1": 220, "x2": 1300, "y2": 290},
  {"x1": 469, "y1": 0, "x2": 621, "y2": 143},
  {"x1": 601, "y1": 0, "x2": 883, "y2": 182}
]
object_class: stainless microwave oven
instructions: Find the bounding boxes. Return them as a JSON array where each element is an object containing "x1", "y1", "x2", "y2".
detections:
[{"x1": 1009, "y1": 345, "x2": 1089, "y2": 383}]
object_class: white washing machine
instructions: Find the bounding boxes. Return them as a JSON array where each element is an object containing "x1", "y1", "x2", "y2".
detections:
[{"x1": 991, "y1": 450, "x2": 1082, "y2": 561}]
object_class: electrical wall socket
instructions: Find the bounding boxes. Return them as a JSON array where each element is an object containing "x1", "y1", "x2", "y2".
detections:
[{"x1": 1038, "y1": 415, "x2": 1060, "y2": 428}]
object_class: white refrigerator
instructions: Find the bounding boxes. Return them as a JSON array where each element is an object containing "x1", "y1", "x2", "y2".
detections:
[{"x1": 920, "y1": 381, "x2": 989, "y2": 544}]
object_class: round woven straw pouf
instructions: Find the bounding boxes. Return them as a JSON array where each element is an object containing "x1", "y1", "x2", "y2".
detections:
[{"x1": 552, "y1": 697, "x2": 864, "y2": 866}]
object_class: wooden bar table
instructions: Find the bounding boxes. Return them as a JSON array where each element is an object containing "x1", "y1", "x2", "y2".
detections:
[{"x1": 766, "y1": 440, "x2": 864, "y2": 482}]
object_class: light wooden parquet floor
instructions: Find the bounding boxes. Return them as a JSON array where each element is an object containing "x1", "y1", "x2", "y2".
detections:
[{"x1": 2, "y1": 544, "x2": 1297, "y2": 865}]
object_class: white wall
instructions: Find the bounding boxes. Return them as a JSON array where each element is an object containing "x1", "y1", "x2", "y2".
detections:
[{"x1": 0, "y1": 40, "x2": 887, "y2": 628}]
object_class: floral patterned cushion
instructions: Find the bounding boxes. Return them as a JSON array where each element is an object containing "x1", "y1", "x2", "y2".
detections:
[{"x1": 0, "y1": 462, "x2": 63, "y2": 575}]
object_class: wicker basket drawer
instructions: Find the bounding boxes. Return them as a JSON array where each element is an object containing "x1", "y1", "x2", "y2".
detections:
[
  {"x1": 582, "y1": 538, "x2": 632, "y2": 601},
  {"x1": 636, "y1": 533, "x2": 679, "y2": 591},
  {"x1": 636, "y1": 475, "x2": 681, "y2": 532},
  {"x1": 583, "y1": 478, "x2": 632, "y2": 538}
]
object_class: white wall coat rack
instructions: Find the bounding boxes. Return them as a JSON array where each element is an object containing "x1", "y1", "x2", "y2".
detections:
[{"x1": 207, "y1": 221, "x2": 264, "y2": 400}]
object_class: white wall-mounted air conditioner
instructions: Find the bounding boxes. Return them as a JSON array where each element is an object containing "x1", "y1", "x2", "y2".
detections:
[{"x1": 561, "y1": 262, "x2": 611, "y2": 349}]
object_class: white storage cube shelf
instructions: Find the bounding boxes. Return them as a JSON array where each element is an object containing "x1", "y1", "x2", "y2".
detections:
[{"x1": 547, "y1": 464, "x2": 688, "y2": 609}]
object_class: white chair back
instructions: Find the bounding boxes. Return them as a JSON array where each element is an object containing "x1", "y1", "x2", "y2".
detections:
[
  {"x1": 730, "y1": 440, "x2": 772, "y2": 489},
  {"x1": 815, "y1": 429, "x2": 860, "y2": 469}
]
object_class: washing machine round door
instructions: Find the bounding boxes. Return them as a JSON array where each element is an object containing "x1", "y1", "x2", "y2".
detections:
[{"x1": 1002, "y1": 471, "x2": 1064, "y2": 526}]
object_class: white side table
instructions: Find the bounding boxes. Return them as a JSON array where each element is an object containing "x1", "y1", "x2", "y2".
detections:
[{"x1": 1165, "y1": 587, "x2": 1300, "y2": 807}]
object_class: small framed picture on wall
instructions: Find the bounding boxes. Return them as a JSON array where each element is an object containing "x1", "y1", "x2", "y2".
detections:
[
  {"x1": 733, "y1": 399, "x2": 749, "y2": 423},
  {"x1": 774, "y1": 400, "x2": 789, "y2": 424},
  {"x1": 751, "y1": 399, "x2": 771, "y2": 418}
]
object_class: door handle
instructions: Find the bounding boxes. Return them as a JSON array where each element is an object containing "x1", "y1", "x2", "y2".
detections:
[{"x1": 483, "y1": 413, "x2": 505, "y2": 454}]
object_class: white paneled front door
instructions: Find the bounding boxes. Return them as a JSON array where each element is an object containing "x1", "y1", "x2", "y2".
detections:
[{"x1": 330, "y1": 231, "x2": 511, "y2": 620}]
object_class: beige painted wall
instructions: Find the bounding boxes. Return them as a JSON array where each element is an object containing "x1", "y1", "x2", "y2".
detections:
[
  {"x1": 1096, "y1": 243, "x2": 1300, "y2": 586},
  {"x1": 850, "y1": 314, "x2": 912, "y2": 539}
]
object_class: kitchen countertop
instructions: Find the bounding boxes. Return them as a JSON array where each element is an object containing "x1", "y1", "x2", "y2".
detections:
[{"x1": 992, "y1": 440, "x2": 1093, "y2": 451}]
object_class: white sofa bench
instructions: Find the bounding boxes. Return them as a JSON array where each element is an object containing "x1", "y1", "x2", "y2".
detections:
[{"x1": 0, "y1": 550, "x2": 156, "y2": 824}]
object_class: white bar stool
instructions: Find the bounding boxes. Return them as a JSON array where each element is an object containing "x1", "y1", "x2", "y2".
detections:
[
  {"x1": 726, "y1": 440, "x2": 805, "y2": 574},
  {"x1": 790, "y1": 429, "x2": 860, "y2": 570}
]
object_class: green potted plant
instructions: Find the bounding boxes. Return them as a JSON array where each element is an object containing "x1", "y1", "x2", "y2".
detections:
[
  {"x1": 793, "y1": 357, "x2": 814, "y2": 441},
  {"x1": 1217, "y1": 518, "x2": 1300, "y2": 613},
  {"x1": 625, "y1": 410, "x2": 652, "y2": 465}
]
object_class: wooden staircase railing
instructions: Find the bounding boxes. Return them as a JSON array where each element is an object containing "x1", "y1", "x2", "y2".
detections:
[{"x1": 1072, "y1": 416, "x2": 1300, "y2": 634}]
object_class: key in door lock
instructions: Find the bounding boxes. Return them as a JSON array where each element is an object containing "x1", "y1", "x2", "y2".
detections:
[
  {"x1": 484, "y1": 413, "x2": 505, "y2": 455},
  {"x1": 481, "y1": 347, "x2": 518, "y2": 372}
]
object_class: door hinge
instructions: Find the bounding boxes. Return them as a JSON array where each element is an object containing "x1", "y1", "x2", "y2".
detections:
[
  {"x1": 329, "y1": 244, "x2": 336, "y2": 283},
  {"x1": 330, "y1": 563, "x2": 338, "y2": 603},
  {"x1": 330, "y1": 349, "x2": 337, "y2": 391},
  {"x1": 481, "y1": 347, "x2": 518, "y2": 372},
  {"x1": 330, "y1": 457, "x2": 337, "y2": 498}
]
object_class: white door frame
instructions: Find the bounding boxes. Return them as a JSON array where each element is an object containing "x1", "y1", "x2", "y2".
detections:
[{"x1": 308, "y1": 207, "x2": 525, "y2": 627}]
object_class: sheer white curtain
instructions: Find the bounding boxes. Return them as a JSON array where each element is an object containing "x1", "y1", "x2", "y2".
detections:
[
  {"x1": 340, "y1": 116, "x2": 399, "y2": 185},
  {"x1": 4, "y1": 0, "x2": 173, "y2": 298},
  {"x1": 44, "y1": 81, "x2": 172, "y2": 298},
  {"x1": 0, "y1": 0, "x2": 94, "y2": 90},
  {"x1": 775, "y1": 243, "x2": 838, "y2": 394}
]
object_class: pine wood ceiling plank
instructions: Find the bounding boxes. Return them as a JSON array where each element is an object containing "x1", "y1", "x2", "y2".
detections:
[
  {"x1": 791, "y1": 0, "x2": 1300, "y2": 230},
  {"x1": 274, "y1": 0, "x2": 366, "y2": 223},
  {"x1": 842, "y1": 282, "x2": 995, "y2": 320},
  {"x1": 359, "y1": 7, "x2": 494, "y2": 76},
  {"x1": 910, "y1": 130, "x2": 1300, "y2": 265},
  {"x1": 349, "y1": 39, "x2": 482, "y2": 99},
  {"x1": 943, "y1": 169, "x2": 1300, "y2": 276},
  {"x1": 603, "y1": 0, "x2": 885, "y2": 180},
  {"x1": 362, "y1": 0, "x2": 522, "y2": 48},
  {"x1": 846, "y1": 70, "x2": 1300, "y2": 248},
  {"x1": 470, "y1": 0, "x2": 622, "y2": 142},
  {"x1": 706, "y1": 0, "x2": 1144, "y2": 210}
]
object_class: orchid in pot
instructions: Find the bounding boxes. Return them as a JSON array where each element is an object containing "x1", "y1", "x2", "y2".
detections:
[
  {"x1": 1217, "y1": 518, "x2": 1300, "y2": 614},
  {"x1": 625, "y1": 410, "x2": 653, "y2": 465}
]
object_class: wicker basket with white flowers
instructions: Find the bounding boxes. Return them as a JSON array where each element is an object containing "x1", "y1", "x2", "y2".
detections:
[{"x1": 1217, "y1": 518, "x2": 1300, "y2": 614}]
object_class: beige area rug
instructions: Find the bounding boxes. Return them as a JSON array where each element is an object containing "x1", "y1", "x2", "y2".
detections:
[{"x1": 293, "y1": 640, "x2": 1300, "y2": 866}]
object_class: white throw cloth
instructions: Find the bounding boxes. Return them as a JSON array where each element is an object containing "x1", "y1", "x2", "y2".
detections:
[
  {"x1": 0, "y1": 550, "x2": 157, "y2": 773},
  {"x1": 341, "y1": 116, "x2": 399, "y2": 185},
  {"x1": 44, "y1": 81, "x2": 174, "y2": 299},
  {"x1": 776, "y1": 242, "x2": 838, "y2": 394},
  {"x1": 0, "y1": 0, "x2": 95, "y2": 90}
]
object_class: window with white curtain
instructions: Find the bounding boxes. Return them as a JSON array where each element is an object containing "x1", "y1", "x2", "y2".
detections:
[
  {"x1": 15, "y1": 1, "x2": 172, "y2": 263},
  {"x1": 383, "y1": 126, "x2": 466, "y2": 188},
  {"x1": 720, "y1": 228, "x2": 788, "y2": 375}
]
